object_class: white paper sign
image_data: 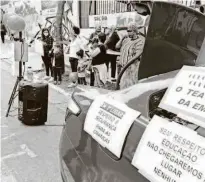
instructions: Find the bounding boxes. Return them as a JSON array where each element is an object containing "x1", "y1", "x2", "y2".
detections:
[
  {"x1": 42, "y1": 8, "x2": 57, "y2": 16},
  {"x1": 84, "y1": 95, "x2": 141, "y2": 158},
  {"x1": 159, "y1": 66, "x2": 205, "y2": 127},
  {"x1": 132, "y1": 115, "x2": 205, "y2": 182}
]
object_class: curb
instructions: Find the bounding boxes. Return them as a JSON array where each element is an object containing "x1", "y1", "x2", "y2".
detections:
[{"x1": 48, "y1": 82, "x2": 71, "y2": 97}]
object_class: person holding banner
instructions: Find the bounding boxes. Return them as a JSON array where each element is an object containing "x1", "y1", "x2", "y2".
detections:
[{"x1": 41, "y1": 28, "x2": 54, "y2": 81}]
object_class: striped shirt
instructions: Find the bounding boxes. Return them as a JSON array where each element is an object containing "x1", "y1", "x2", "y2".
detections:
[
  {"x1": 119, "y1": 35, "x2": 145, "y2": 89},
  {"x1": 119, "y1": 35, "x2": 145, "y2": 66}
]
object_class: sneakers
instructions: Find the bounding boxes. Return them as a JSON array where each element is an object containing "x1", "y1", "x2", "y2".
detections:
[
  {"x1": 67, "y1": 82, "x2": 77, "y2": 88},
  {"x1": 54, "y1": 81, "x2": 57, "y2": 85}
]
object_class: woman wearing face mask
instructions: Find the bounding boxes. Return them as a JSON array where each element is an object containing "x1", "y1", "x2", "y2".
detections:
[{"x1": 41, "y1": 28, "x2": 54, "y2": 81}]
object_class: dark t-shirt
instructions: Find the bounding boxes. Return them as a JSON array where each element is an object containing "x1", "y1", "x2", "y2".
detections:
[
  {"x1": 43, "y1": 36, "x2": 54, "y2": 55},
  {"x1": 53, "y1": 53, "x2": 63, "y2": 68},
  {"x1": 89, "y1": 32, "x2": 98, "y2": 43},
  {"x1": 105, "y1": 31, "x2": 120, "y2": 51},
  {"x1": 92, "y1": 44, "x2": 106, "y2": 66},
  {"x1": 1, "y1": 23, "x2": 6, "y2": 33}
]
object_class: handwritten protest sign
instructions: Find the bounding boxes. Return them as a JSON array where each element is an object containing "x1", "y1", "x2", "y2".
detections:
[
  {"x1": 84, "y1": 95, "x2": 141, "y2": 158},
  {"x1": 159, "y1": 66, "x2": 205, "y2": 127},
  {"x1": 132, "y1": 115, "x2": 205, "y2": 182}
]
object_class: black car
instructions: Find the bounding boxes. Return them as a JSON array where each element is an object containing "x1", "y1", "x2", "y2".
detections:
[{"x1": 59, "y1": 2, "x2": 205, "y2": 182}]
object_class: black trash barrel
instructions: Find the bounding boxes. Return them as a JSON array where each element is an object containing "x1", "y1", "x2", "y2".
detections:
[{"x1": 18, "y1": 80, "x2": 48, "y2": 125}]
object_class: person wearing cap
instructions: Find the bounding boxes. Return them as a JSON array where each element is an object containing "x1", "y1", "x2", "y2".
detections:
[{"x1": 116, "y1": 22, "x2": 145, "y2": 89}]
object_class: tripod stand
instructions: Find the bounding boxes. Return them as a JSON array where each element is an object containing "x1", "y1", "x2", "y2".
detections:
[{"x1": 6, "y1": 32, "x2": 25, "y2": 117}]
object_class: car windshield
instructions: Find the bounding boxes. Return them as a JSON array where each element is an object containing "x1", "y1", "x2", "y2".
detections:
[{"x1": 138, "y1": 2, "x2": 205, "y2": 80}]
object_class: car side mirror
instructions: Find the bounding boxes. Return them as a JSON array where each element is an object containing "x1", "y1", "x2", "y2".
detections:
[{"x1": 149, "y1": 89, "x2": 175, "y2": 119}]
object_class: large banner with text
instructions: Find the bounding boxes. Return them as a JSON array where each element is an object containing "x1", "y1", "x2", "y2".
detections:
[
  {"x1": 132, "y1": 115, "x2": 205, "y2": 182},
  {"x1": 159, "y1": 66, "x2": 205, "y2": 127}
]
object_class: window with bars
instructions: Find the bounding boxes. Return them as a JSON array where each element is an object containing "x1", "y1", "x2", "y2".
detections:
[
  {"x1": 79, "y1": 0, "x2": 198, "y2": 28},
  {"x1": 79, "y1": 0, "x2": 134, "y2": 28}
]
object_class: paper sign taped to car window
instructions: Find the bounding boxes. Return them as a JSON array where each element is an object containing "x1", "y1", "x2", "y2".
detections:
[
  {"x1": 84, "y1": 95, "x2": 141, "y2": 158},
  {"x1": 132, "y1": 115, "x2": 205, "y2": 182},
  {"x1": 159, "y1": 66, "x2": 205, "y2": 127}
]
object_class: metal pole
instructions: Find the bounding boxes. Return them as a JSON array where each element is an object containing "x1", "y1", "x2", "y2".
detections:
[{"x1": 19, "y1": 31, "x2": 22, "y2": 80}]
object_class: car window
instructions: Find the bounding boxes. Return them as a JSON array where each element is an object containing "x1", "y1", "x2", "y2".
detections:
[{"x1": 138, "y1": 2, "x2": 205, "y2": 80}]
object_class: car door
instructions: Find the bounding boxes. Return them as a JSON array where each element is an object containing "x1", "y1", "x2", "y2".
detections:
[
  {"x1": 63, "y1": 95, "x2": 150, "y2": 182},
  {"x1": 62, "y1": 69, "x2": 177, "y2": 182}
]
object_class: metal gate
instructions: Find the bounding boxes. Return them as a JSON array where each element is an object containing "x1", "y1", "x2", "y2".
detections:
[{"x1": 79, "y1": 0, "x2": 130, "y2": 28}]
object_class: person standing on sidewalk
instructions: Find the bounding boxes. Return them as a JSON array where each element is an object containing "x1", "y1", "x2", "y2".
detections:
[
  {"x1": 88, "y1": 38, "x2": 99, "y2": 86},
  {"x1": 52, "y1": 44, "x2": 63, "y2": 85},
  {"x1": 105, "y1": 25, "x2": 120, "y2": 82},
  {"x1": 67, "y1": 26, "x2": 86, "y2": 88},
  {"x1": 116, "y1": 23, "x2": 145, "y2": 89},
  {"x1": 41, "y1": 28, "x2": 54, "y2": 81},
  {"x1": 1, "y1": 21, "x2": 7, "y2": 44},
  {"x1": 77, "y1": 49, "x2": 87, "y2": 85},
  {"x1": 90, "y1": 33, "x2": 107, "y2": 88}
]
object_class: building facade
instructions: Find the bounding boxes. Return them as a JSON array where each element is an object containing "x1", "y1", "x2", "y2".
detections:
[
  {"x1": 77, "y1": 0, "x2": 199, "y2": 28},
  {"x1": 78, "y1": 0, "x2": 134, "y2": 28}
]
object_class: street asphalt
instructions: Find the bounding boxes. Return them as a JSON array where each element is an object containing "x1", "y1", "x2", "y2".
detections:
[{"x1": 1, "y1": 59, "x2": 72, "y2": 182}]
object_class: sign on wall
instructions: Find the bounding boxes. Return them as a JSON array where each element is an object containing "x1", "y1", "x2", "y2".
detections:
[
  {"x1": 41, "y1": 1, "x2": 57, "y2": 17},
  {"x1": 84, "y1": 96, "x2": 141, "y2": 158},
  {"x1": 159, "y1": 66, "x2": 205, "y2": 127},
  {"x1": 132, "y1": 115, "x2": 205, "y2": 182},
  {"x1": 89, "y1": 12, "x2": 148, "y2": 28}
]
